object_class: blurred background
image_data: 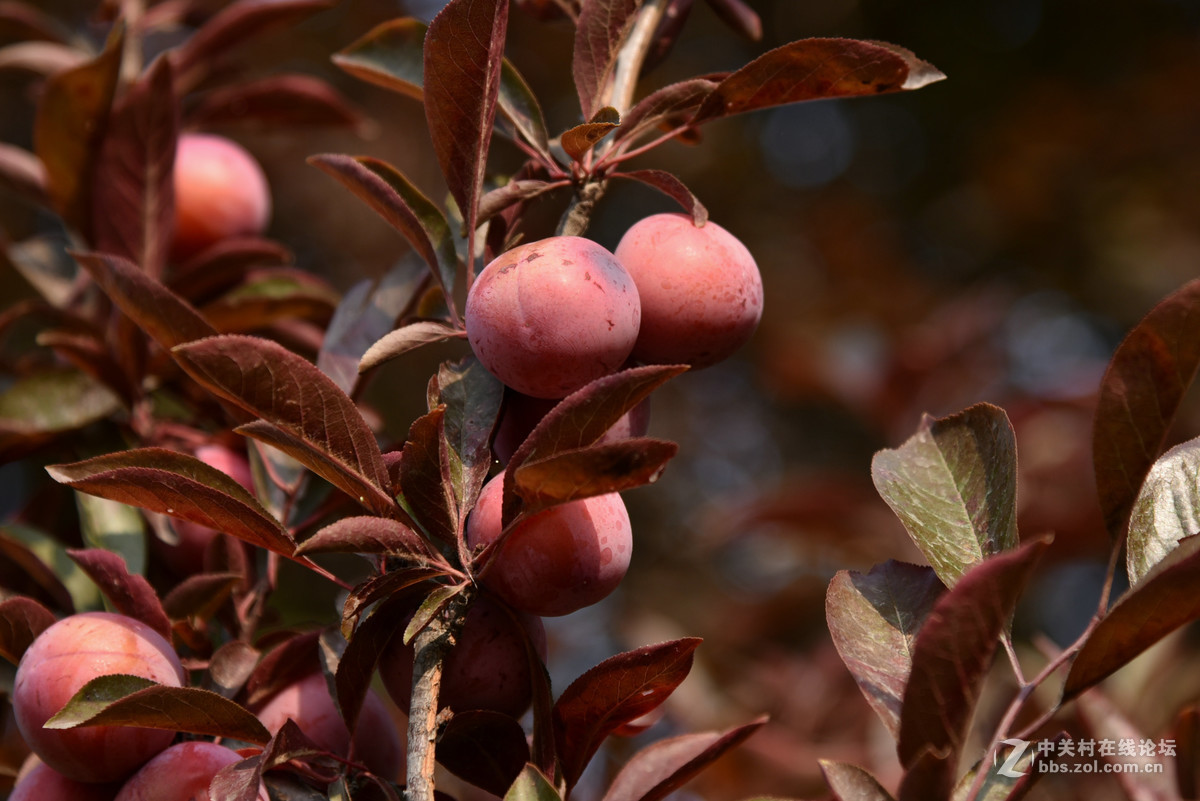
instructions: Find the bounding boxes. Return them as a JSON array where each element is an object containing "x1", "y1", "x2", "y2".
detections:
[{"x1": 6, "y1": 0, "x2": 1200, "y2": 798}]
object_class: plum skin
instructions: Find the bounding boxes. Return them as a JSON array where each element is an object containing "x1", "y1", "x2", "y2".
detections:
[
  {"x1": 255, "y1": 672, "x2": 404, "y2": 780},
  {"x1": 378, "y1": 594, "x2": 547, "y2": 719},
  {"x1": 614, "y1": 212, "x2": 763, "y2": 368},
  {"x1": 465, "y1": 236, "x2": 641, "y2": 399},
  {"x1": 12, "y1": 612, "x2": 186, "y2": 783},
  {"x1": 170, "y1": 133, "x2": 271, "y2": 262},
  {"x1": 113, "y1": 741, "x2": 267, "y2": 801},
  {"x1": 9, "y1": 758, "x2": 120, "y2": 801},
  {"x1": 467, "y1": 475, "x2": 633, "y2": 617},
  {"x1": 157, "y1": 443, "x2": 254, "y2": 576}
]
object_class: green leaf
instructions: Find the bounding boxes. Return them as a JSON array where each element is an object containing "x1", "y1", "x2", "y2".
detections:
[
  {"x1": 505, "y1": 765, "x2": 563, "y2": 801},
  {"x1": 74, "y1": 493, "x2": 147, "y2": 577},
  {"x1": 0, "y1": 368, "x2": 122, "y2": 437},
  {"x1": 1127, "y1": 437, "x2": 1200, "y2": 585},
  {"x1": 871, "y1": 403, "x2": 1018, "y2": 586}
]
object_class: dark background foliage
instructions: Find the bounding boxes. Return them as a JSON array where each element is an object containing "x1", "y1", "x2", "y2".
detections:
[{"x1": 5, "y1": 1, "x2": 1200, "y2": 798}]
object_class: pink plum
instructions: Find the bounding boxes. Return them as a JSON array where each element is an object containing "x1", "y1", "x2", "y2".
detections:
[
  {"x1": 113, "y1": 741, "x2": 267, "y2": 801},
  {"x1": 467, "y1": 475, "x2": 632, "y2": 616},
  {"x1": 465, "y1": 236, "x2": 641, "y2": 398},
  {"x1": 9, "y1": 758, "x2": 119, "y2": 801},
  {"x1": 614, "y1": 213, "x2": 762, "y2": 368},
  {"x1": 170, "y1": 133, "x2": 272, "y2": 262},
  {"x1": 13, "y1": 612, "x2": 186, "y2": 783}
]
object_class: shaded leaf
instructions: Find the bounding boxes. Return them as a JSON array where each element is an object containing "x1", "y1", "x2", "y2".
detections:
[
  {"x1": 615, "y1": 169, "x2": 707, "y2": 226},
  {"x1": 401, "y1": 408, "x2": 457, "y2": 543},
  {"x1": 341, "y1": 566, "x2": 447, "y2": 636},
  {"x1": 7, "y1": 236, "x2": 77, "y2": 307},
  {"x1": 295, "y1": 516, "x2": 431, "y2": 558},
  {"x1": 332, "y1": 17, "x2": 426, "y2": 99},
  {"x1": 36, "y1": 326, "x2": 135, "y2": 405},
  {"x1": 1094, "y1": 279, "x2": 1200, "y2": 540},
  {"x1": 897, "y1": 537, "x2": 1050, "y2": 770},
  {"x1": 0, "y1": 596, "x2": 56, "y2": 664},
  {"x1": 896, "y1": 749, "x2": 956, "y2": 801},
  {"x1": 826, "y1": 561, "x2": 945, "y2": 740},
  {"x1": 513, "y1": 438, "x2": 677, "y2": 515},
  {"x1": 186, "y1": 73, "x2": 367, "y2": 132},
  {"x1": 1127, "y1": 437, "x2": 1200, "y2": 586},
  {"x1": 245, "y1": 630, "x2": 320, "y2": 707},
  {"x1": 173, "y1": 0, "x2": 335, "y2": 92},
  {"x1": 1176, "y1": 705, "x2": 1200, "y2": 800},
  {"x1": 359, "y1": 321, "x2": 465, "y2": 373},
  {"x1": 209, "y1": 640, "x2": 260, "y2": 698},
  {"x1": 212, "y1": 754, "x2": 267, "y2": 801},
  {"x1": 554, "y1": 638, "x2": 701, "y2": 790},
  {"x1": 337, "y1": 592, "x2": 413, "y2": 735},
  {"x1": 74, "y1": 492, "x2": 146, "y2": 578},
  {"x1": 562, "y1": 106, "x2": 620, "y2": 162},
  {"x1": 820, "y1": 760, "x2": 896, "y2": 801},
  {"x1": 72, "y1": 250, "x2": 217, "y2": 349},
  {"x1": 871, "y1": 403, "x2": 1018, "y2": 586},
  {"x1": 66, "y1": 548, "x2": 172, "y2": 643},
  {"x1": 91, "y1": 55, "x2": 177, "y2": 279},
  {"x1": 0, "y1": 142, "x2": 48, "y2": 206},
  {"x1": 497, "y1": 59, "x2": 552, "y2": 159},
  {"x1": 573, "y1": 0, "x2": 641, "y2": 118},
  {"x1": 0, "y1": 529, "x2": 76, "y2": 613},
  {"x1": 477, "y1": 180, "x2": 559, "y2": 227},
  {"x1": 600, "y1": 718, "x2": 766, "y2": 801},
  {"x1": 1063, "y1": 533, "x2": 1200, "y2": 700},
  {"x1": 0, "y1": 2, "x2": 73, "y2": 44},
  {"x1": 48, "y1": 447, "x2": 295, "y2": 557},
  {"x1": 169, "y1": 237, "x2": 294, "y2": 304},
  {"x1": 435, "y1": 356, "x2": 504, "y2": 525},
  {"x1": 423, "y1": 0, "x2": 508, "y2": 248},
  {"x1": 402, "y1": 582, "x2": 465, "y2": 646},
  {"x1": 439, "y1": 710, "x2": 531, "y2": 796},
  {"x1": 0, "y1": 367, "x2": 122, "y2": 438},
  {"x1": 172, "y1": 334, "x2": 391, "y2": 501},
  {"x1": 505, "y1": 765, "x2": 563, "y2": 801},
  {"x1": 690, "y1": 38, "x2": 944, "y2": 125},
  {"x1": 200, "y1": 268, "x2": 338, "y2": 333},
  {"x1": 45, "y1": 674, "x2": 271, "y2": 744},
  {"x1": 33, "y1": 23, "x2": 122, "y2": 231},
  {"x1": 162, "y1": 572, "x2": 242, "y2": 620},
  {"x1": 702, "y1": 0, "x2": 760, "y2": 40},
  {"x1": 612, "y1": 78, "x2": 719, "y2": 146},
  {"x1": 308, "y1": 155, "x2": 457, "y2": 314},
  {"x1": 318, "y1": 256, "x2": 427, "y2": 394}
]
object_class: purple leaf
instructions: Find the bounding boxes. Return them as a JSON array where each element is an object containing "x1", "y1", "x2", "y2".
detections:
[
  {"x1": 0, "y1": 142, "x2": 48, "y2": 206},
  {"x1": 561, "y1": 106, "x2": 620, "y2": 162},
  {"x1": 341, "y1": 566, "x2": 448, "y2": 636},
  {"x1": 295, "y1": 516, "x2": 432, "y2": 559},
  {"x1": 199, "y1": 268, "x2": 339, "y2": 334},
  {"x1": 171, "y1": 334, "x2": 391, "y2": 505},
  {"x1": 1093, "y1": 278, "x2": 1200, "y2": 541},
  {"x1": 897, "y1": 537, "x2": 1050, "y2": 771},
  {"x1": 91, "y1": 56, "x2": 177, "y2": 279},
  {"x1": 438, "y1": 711, "x2": 531, "y2": 796},
  {"x1": 497, "y1": 59, "x2": 552, "y2": 159},
  {"x1": 612, "y1": 78, "x2": 720, "y2": 146},
  {"x1": 1063, "y1": 533, "x2": 1200, "y2": 700},
  {"x1": 701, "y1": 0, "x2": 760, "y2": 41},
  {"x1": 186, "y1": 74, "x2": 368, "y2": 132},
  {"x1": 615, "y1": 170, "x2": 707, "y2": 226},
  {"x1": 359, "y1": 321, "x2": 465, "y2": 373},
  {"x1": 47, "y1": 447, "x2": 295, "y2": 557},
  {"x1": 820, "y1": 760, "x2": 896, "y2": 801},
  {"x1": 337, "y1": 592, "x2": 413, "y2": 734},
  {"x1": 162, "y1": 571, "x2": 242, "y2": 621},
  {"x1": 212, "y1": 755, "x2": 267, "y2": 801},
  {"x1": 572, "y1": 0, "x2": 640, "y2": 118},
  {"x1": 45, "y1": 674, "x2": 271, "y2": 744},
  {"x1": 245, "y1": 630, "x2": 321, "y2": 707},
  {"x1": 554, "y1": 638, "x2": 701, "y2": 791},
  {"x1": 0, "y1": 531, "x2": 75, "y2": 614},
  {"x1": 423, "y1": 0, "x2": 509, "y2": 249},
  {"x1": 690, "y1": 38, "x2": 944, "y2": 125},
  {"x1": 308, "y1": 154, "x2": 458, "y2": 315},
  {"x1": 0, "y1": 596, "x2": 56, "y2": 664},
  {"x1": 72, "y1": 250, "x2": 217, "y2": 349},
  {"x1": 477, "y1": 180, "x2": 558, "y2": 227},
  {"x1": 871, "y1": 403, "x2": 1018, "y2": 587},
  {"x1": 600, "y1": 717, "x2": 766, "y2": 801},
  {"x1": 332, "y1": 17, "x2": 426, "y2": 99},
  {"x1": 33, "y1": 23, "x2": 122, "y2": 232},
  {"x1": 169, "y1": 237, "x2": 294, "y2": 305},
  {"x1": 896, "y1": 750, "x2": 955, "y2": 801},
  {"x1": 66, "y1": 548, "x2": 172, "y2": 643},
  {"x1": 513, "y1": 438, "x2": 678, "y2": 515},
  {"x1": 826, "y1": 561, "x2": 944, "y2": 740},
  {"x1": 401, "y1": 408, "x2": 457, "y2": 544},
  {"x1": 172, "y1": 0, "x2": 335, "y2": 92}
]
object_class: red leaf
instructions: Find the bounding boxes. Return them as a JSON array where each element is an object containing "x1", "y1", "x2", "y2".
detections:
[
  {"x1": 1093, "y1": 278, "x2": 1200, "y2": 540},
  {"x1": 600, "y1": 717, "x2": 766, "y2": 801},
  {"x1": 162, "y1": 572, "x2": 242, "y2": 621},
  {"x1": 477, "y1": 180, "x2": 559, "y2": 227},
  {"x1": 401, "y1": 408, "x2": 457, "y2": 544},
  {"x1": 91, "y1": 56, "x2": 178, "y2": 279},
  {"x1": 47, "y1": 447, "x2": 295, "y2": 557},
  {"x1": 572, "y1": 0, "x2": 640, "y2": 118},
  {"x1": 171, "y1": 335, "x2": 391, "y2": 507},
  {"x1": 612, "y1": 78, "x2": 720, "y2": 146},
  {"x1": 423, "y1": 0, "x2": 509, "y2": 247},
  {"x1": 554, "y1": 638, "x2": 701, "y2": 790},
  {"x1": 72, "y1": 250, "x2": 217, "y2": 350},
  {"x1": 341, "y1": 567, "x2": 448, "y2": 636},
  {"x1": 437, "y1": 710, "x2": 530, "y2": 796},
  {"x1": 337, "y1": 592, "x2": 413, "y2": 734},
  {"x1": 186, "y1": 74, "x2": 368, "y2": 132},
  {"x1": 820, "y1": 760, "x2": 896, "y2": 801},
  {"x1": 245, "y1": 630, "x2": 320, "y2": 707},
  {"x1": 0, "y1": 142, "x2": 47, "y2": 206},
  {"x1": 897, "y1": 537, "x2": 1050, "y2": 771},
  {"x1": 358, "y1": 321, "x2": 465, "y2": 373},
  {"x1": 0, "y1": 596, "x2": 56, "y2": 665},
  {"x1": 690, "y1": 38, "x2": 944, "y2": 125},
  {"x1": 36, "y1": 326, "x2": 136, "y2": 405},
  {"x1": 169, "y1": 237, "x2": 294, "y2": 305},
  {"x1": 172, "y1": 0, "x2": 335, "y2": 92},
  {"x1": 701, "y1": 0, "x2": 760, "y2": 41},
  {"x1": 615, "y1": 170, "x2": 707, "y2": 226},
  {"x1": 295, "y1": 515, "x2": 432, "y2": 559},
  {"x1": 0, "y1": 530, "x2": 75, "y2": 614},
  {"x1": 66, "y1": 548, "x2": 172, "y2": 643},
  {"x1": 513, "y1": 438, "x2": 678, "y2": 515},
  {"x1": 210, "y1": 640, "x2": 261, "y2": 698}
]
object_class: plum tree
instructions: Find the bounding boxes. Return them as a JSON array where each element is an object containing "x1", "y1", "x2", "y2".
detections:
[
  {"x1": 113, "y1": 741, "x2": 267, "y2": 801},
  {"x1": 467, "y1": 475, "x2": 633, "y2": 616},
  {"x1": 12, "y1": 612, "x2": 186, "y2": 783},
  {"x1": 614, "y1": 213, "x2": 763, "y2": 368},
  {"x1": 170, "y1": 133, "x2": 272, "y2": 262},
  {"x1": 492, "y1": 390, "x2": 651, "y2": 464},
  {"x1": 156, "y1": 443, "x2": 254, "y2": 576},
  {"x1": 9, "y1": 758, "x2": 120, "y2": 801},
  {"x1": 465, "y1": 236, "x2": 641, "y2": 398},
  {"x1": 255, "y1": 672, "x2": 403, "y2": 779},
  {"x1": 378, "y1": 595, "x2": 547, "y2": 718}
]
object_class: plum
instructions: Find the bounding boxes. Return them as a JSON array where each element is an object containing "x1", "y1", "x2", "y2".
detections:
[
  {"x1": 614, "y1": 213, "x2": 762, "y2": 368},
  {"x1": 465, "y1": 236, "x2": 641, "y2": 398},
  {"x1": 13, "y1": 612, "x2": 186, "y2": 783},
  {"x1": 9, "y1": 757, "x2": 120, "y2": 801},
  {"x1": 467, "y1": 475, "x2": 632, "y2": 616},
  {"x1": 113, "y1": 741, "x2": 267, "y2": 801},
  {"x1": 170, "y1": 133, "x2": 272, "y2": 262}
]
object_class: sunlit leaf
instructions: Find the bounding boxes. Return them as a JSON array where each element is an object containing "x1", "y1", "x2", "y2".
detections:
[
  {"x1": 615, "y1": 170, "x2": 707, "y2": 226},
  {"x1": 561, "y1": 106, "x2": 620, "y2": 162},
  {"x1": 1126, "y1": 437, "x2": 1200, "y2": 585},
  {"x1": 358, "y1": 321, "x2": 465, "y2": 373},
  {"x1": 67, "y1": 548, "x2": 171, "y2": 642},
  {"x1": 573, "y1": 0, "x2": 641, "y2": 118},
  {"x1": 504, "y1": 764, "x2": 563, "y2": 801},
  {"x1": 295, "y1": 516, "x2": 431, "y2": 558},
  {"x1": 871, "y1": 403, "x2": 1018, "y2": 586},
  {"x1": 513, "y1": 438, "x2": 677, "y2": 515}
]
